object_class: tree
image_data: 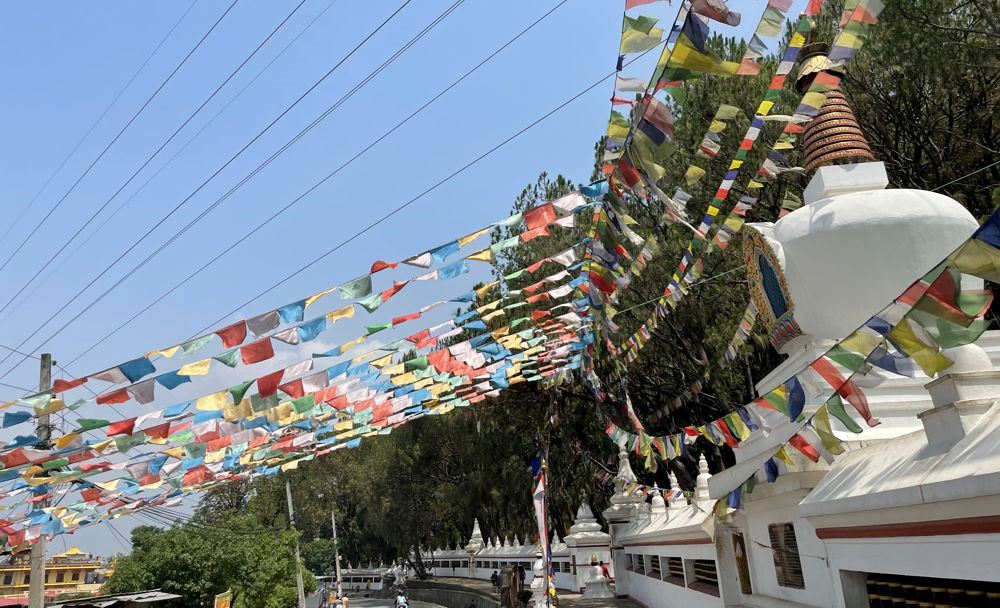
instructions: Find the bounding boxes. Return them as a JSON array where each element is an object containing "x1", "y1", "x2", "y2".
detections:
[{"x1": 104, "y1": 515, "x2": 315, "y2": 608}]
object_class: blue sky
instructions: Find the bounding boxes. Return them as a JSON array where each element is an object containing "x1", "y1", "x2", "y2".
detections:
[{"x1": 0, "y1": 0, "x2": 782, "y2": 556}]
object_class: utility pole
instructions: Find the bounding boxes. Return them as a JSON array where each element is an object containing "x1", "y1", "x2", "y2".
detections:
[
  {"x1": 286, "y1": 480, "x2": 307, "y2": 608},
  {"x1": 28, "y1": 353, "x2": 52, "y2": 608},
  {"x1": 331, "y1": 508, "x2": 343, "y2": 598}
]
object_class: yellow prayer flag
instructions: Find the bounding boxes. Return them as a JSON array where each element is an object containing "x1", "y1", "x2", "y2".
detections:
[
  {"x1": 327, "y1": 304, "x2": 356, "y2": 324},
  {"x1": 383, "y1": 363, "x2": 404, "y2": 376},
  {"x1": 475, "y1": 281, "x2": 499, "y2": 300},
  {"x1": 305, "y1": 288, "x2": 336, "y2": 308},
  {"x1": 196, "y1": 391, "x2": 228, "y2": 411},
  {"x1": 458, "y1": 227, "x2": 490, "y2": 248},
  {"x1": 490, "y1": 326, "x2": 511, "y2": 340},
  {"x1": 709, "y1": 119, "x2": 727, "y2": 133},
  {"x1": 774, "y1": 446, "x2": 794, "y2": 466},
  {"x1": 757, "y1": 100, "x2": 775, "y2": 115},
  {"x1": 369, "y1": 354, "x2": 394, "y2": 369},
  {"x1": 392, "y1": 372, "x2": 416, "y2": 387},
  {"x1": 477, "y1": 300, "x2": 501, "y2": 314},
  {"x1": 178, "y1": 359, "x2": 212, "y2": 376},
  {"x1": 467, "y1": 248, "x2": 494, "y2": 263},
  {"x1": 801, "y1": 91, "x2": 828, "y2": 110},
  {"x1": 482, "y1": 310, "x2": 506, "y2": 322},
  {"x1": 684, "y1": 165, "x2": 706, "y2": 186},
  {"x1": 147, "y1": 345, "x2": 180, "y2": 358}
]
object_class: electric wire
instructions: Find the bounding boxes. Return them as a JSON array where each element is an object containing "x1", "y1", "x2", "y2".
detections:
[
  {"x1": 0, "y1": 0, "x2": 343, "y2": 327},
  {"x1": 0, "y1": 0, "x2": 200, "y2": 249},
  {"x1": 60, "y1": 0, "x2": 572, "y2": 370},
  {"x1": 0, "y1": 0, "x2": 417, "y2": 379},
  {"x1": 0, "y1": 0, "x2": 241, "y2": 277},
  {"x1": 0, "y1": 0, "x2": 311, "y2": 318}
]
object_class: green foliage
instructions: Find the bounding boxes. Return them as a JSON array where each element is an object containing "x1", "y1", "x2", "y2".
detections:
[
  {"x1": 302, "y1": 538, "x2": 339, "y2": 575},
  {"x1": 104, "y1": 516, "x2": 314, "y2": 608}
]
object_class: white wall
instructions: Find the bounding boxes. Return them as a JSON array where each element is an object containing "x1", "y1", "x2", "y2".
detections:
[
  {"x1": 622, "y1": 545, "x2": 723, "y2": 608},
  {"x1": 740, "y1": 489, "x2": 835, "y2": 608},
  {"x1": 823, "y1": 534, "x2": 1000, "y2": 608}
]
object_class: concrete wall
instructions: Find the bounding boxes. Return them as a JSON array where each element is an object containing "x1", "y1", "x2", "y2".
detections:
[
  {"x1": 622, "y1": 544, "x2": 723, "y2": 608},
  {"x1": 405, "y1": 581, "x2": 500, "y2": 608},
  {"x1": 738, "y1": 488, "x2": 835, "y2": 608}
]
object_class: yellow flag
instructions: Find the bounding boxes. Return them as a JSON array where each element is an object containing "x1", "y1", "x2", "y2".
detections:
[
  {"x1": 305, "y1": 288, "x2": 336, "y2": 308},
  {"x1": 147, "y1": 345, "x2": 180, "y2": 359},
  {"x1": 55, "y1": 433, "x2": 80, "y2": 449},
  {"x1": 475, "y1": 281, "x2": 499, "y2": 300},
  {"x1": 178, "y1": 359, "x2": 212, "y2": 376},
  {"x1": 458, "y1": 227, "x2": 490, "y2": 248},
  {"x1": 477, "y1": 300, "x2": 501, "y2": 314},
  {"x1": 369, "y1": 354, "x2": 393, "y2": 369},
  {"x1": 196, "y1": 391, "x2": 228, "y2": 411},
  {"x1": 685, "y1": 165, "x2": 706, "y2": 186},
  {"x1": 467, "y1": 248, "x2": 493, "y2": 263},
  {"x1": 774, "y1": 446, "x2": 794, "y2": 466},
  {"x1": 327, "y1": 305, "x2": 356, "y2": 324}
]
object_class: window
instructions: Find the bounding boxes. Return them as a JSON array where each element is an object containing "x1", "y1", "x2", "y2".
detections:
[
  {"x1": 631, "y1": 554, "x2": 644, "y2": 575},
  {"x1": 688, "y1": 560, "x2": 720, "y2": 597},
  {"x1": 56, "y1": 572, "x2": 65, "y2": 583},
  {"x1": 664, "y1": 557, "x2": 684, "y2": 585},
  {"x1": 768, "y1": 523, "x2": 805, "y2": 589},
  {"x1": 733, "y1": 532, "x2": 753, "y2": 595},
  {"x1": 2, "y1": 573, "x2": 12, "y2": 585},
  {"x1": 645, "y1": 556, "x2": 661, "y2": 579},
  {"x1": 865, "y1": 572, "x2": 1000, "y2": 607}
]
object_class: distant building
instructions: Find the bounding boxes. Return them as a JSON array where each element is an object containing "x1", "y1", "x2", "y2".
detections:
[{"x1": 0, "y1": 547, "x2": 106, "y2": 600}]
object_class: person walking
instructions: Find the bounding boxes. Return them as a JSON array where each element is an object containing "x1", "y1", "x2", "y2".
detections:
[
  {"x1": 517, "y1": 564, "x2": 526, "y2": 591},
  {"x1": 490, "y1": 570, "x2": 499, "y2": 593}
]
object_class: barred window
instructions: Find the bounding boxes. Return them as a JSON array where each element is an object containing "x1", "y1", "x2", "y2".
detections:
[{"x1": 768, "y1": 522, "x2": 805, "y2": 589}]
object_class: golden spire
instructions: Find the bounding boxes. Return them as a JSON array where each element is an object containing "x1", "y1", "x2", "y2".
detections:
[{"x1": 795, "y1": 42, "x2": 874, "y2": 172}]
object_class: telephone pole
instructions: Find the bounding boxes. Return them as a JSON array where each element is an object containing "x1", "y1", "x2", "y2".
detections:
[
  {"x1": 285, "y1": 480, "x2": 307, "y2": 608},
  {"x1": 28, "y1": 353, "x2": 53, "y2": 608},
  {"x1": 331, "y1": 508, "x2": 343, "y2": 597}
]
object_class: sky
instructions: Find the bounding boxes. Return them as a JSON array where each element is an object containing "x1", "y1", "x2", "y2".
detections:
[{"x1": 0, "y1": 0, "x2": 786, "y2": 556}]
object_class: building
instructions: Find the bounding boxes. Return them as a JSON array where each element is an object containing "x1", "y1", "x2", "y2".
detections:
[{"x1": 0, "y1": 547, "x2": 105, "y2": 600}]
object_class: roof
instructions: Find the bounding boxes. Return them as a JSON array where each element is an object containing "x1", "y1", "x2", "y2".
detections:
[
  {"x1": 800, "y1": 400, "x2": 1000, "y2": 517},
  {"x1": 46, "y1": 590, "x2": 181, "y2": 608},
  {"x1": 54, "y1": 547, "x2": 88, "y2": 558}
]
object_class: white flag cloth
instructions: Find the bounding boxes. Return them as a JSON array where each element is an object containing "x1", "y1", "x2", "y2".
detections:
[
  {"x1": 615, "y1": 75, "x2": 647, "y2": 93},
  {"x1": 550, "y1": 248, "x2": 578, "y2": 267}
]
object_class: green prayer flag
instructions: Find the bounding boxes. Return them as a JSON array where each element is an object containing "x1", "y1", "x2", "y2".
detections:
[
  {"x1": 181, "y1": 335, "x2": 214, "y2": 356},
  {"x1": 229, "y1": 380, "x2": 255, "y2": 406},
  {"x1": 714, "y1": 104, "x2": 742, "y2": 120},
  {"x1": 291, "y1": 395, "x2": 316, "y2": 414},
  {"x1": 367, "y1": 322, "x2": 393, "y2": 335},
  {"x1": 339, "y1": 275, "x2": 373, "y2": 299},
  {"x1": 213, "y1": 349, "x2": 240, "y2": 368},
  {"x1": 42, "y1": 457, "x2": 69, "y2": 471},
  {"x1": 78, "y1": 419, "x2": 110, "y2": 431},
  {"x1": 404, "y1": 357, "x2": 429, "y2": 372},
  {"x1": 116, "y1": 432, "x2": 147, "y2": 453},
  {"x1": 826, "y1": 394, "x2": 863, "y2": 433},
  {"x1": 358, "y1": 292, "x2": 383, "y2": 313}
]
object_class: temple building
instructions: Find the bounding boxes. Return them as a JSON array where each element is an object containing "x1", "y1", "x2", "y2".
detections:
[
  {"x1": 424, "y1": 45, "x2": 1000, "y2": 608},
  {"x1": 0, "y1": 547, "x2": 106, "y2": 601}
]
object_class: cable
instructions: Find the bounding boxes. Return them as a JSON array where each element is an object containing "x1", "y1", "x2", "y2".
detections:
[
  {"x1": 185, "y1": 44, "x2": 665, "y2": 341},
  {"x1": 0, "y1": 0, "x2": 343, "y2": 326},
  {"x1": 0, "y1": 0, "x2": 310, "y2": 318},
  {"x1": 0, "y1": 0, "x2": 200, "y2": 249},
  {"x1": 61, "y1": 0, "x2": 571, "y2": 368},
  {"x1": 0, "y1": 0, "x2": 417, "y2": 379},
  {"x1": 0, "y1": 0, "x2": 241, "y2": 277}
]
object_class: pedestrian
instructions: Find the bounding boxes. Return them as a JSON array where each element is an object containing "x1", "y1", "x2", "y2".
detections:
[
  {"x1": 342, "y1": 594, "x2": 350, "y2": 608},
  {"x1": 599, "y1": 560, "x2": 611, "y2": 580},
  {"x1": 490, "y1": 570, "x2": 499, "y2": 593},
  {"x1": 517, "y1": 564, "x2": 525, "y2": 591}
]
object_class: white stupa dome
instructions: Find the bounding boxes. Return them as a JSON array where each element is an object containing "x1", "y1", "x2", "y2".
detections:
[{"x1": 745, "y1": 164, "x2": 979, "y2": 353}]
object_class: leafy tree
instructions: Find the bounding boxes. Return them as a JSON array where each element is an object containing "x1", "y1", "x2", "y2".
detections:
[{"x1": 104, "y1": 515, "x2": 315, "y2": 608}]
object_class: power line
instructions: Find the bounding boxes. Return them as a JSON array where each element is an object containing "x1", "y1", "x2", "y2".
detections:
[
  {"x1": 0, "y1": 0, "x2": 241, "y2": 277},
  {"x1": 0, "y1": 0, "x2": 311, "y2": 318},
  {"x1": 0, "y1": 0, "x2": 418, "y2": 380},
  {"x1": 185, "y1": 43, "x2": 665, "y2": 342},
  {"x1": 0, "y1": 0, "x2": 200, "y2": 249},
  {"x1": 0, "y1": 0, "x2": 343, "y2": 327},
  {"x1": 61, "y1": 0, "x2": 572, "y2": 369}
]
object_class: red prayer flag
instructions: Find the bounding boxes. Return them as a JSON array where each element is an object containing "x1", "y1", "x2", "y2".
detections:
[
  {"x1": 788, "y1": 433, "x2": 821, "y2": 462},
  {"x1": 523, "y1": 203, "x2": 556, "y2": 230},
  {"x1": 52, "y1": 377, "x2": 87, "y2": 394},
  {"x1": 381, "y1": 280, "x2": 409, "y2": 302},
  {"x1": 256, "y1": 369, "x2": 284, "y2": 397},
  {"x1": 107, "y1": 418, "x2": 136, "y2": 437},
  {"x1": 241, "y1": 338, "x2": 274, "y2": 365},
  {"x1": 215, "y1": 321, "x2": 248, "y2": 348},
  {"x1": 370, "y1": 260, "x2": 398, "y2": 273},
  {"x1": 810, "y1": 357, "x2": 879, "y2": 427},
  {"x1": 392, "y1": 311, "x2": 421, "y2": 325},
  {"x1": 279, "y1": 379, "x2": 305, "y2": 399},
  {"x1": 143, "y1": 422, "x2": 171, "y2": 439},
  {"x1": 97, "y1": 388, "x2": 130, "y2": 405},
  {"x1": 520, "y1": 226, "x2": 550, "y2": 242}
]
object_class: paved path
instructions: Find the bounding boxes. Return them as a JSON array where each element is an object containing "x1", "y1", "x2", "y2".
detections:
[
  {"x1": 309, "y1": 597, "x2": 446, "y2": 608},
  {"x1": 430, "y1": 577, "x2": 640, "y2": 608}
]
